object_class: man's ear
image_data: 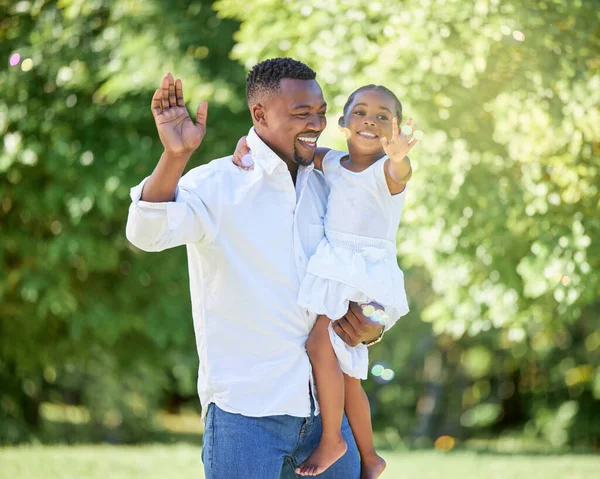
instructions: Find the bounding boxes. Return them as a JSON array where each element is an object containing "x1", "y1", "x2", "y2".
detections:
[{"x1": 251, "y1": 104, "x2": 267, "y2": 125}]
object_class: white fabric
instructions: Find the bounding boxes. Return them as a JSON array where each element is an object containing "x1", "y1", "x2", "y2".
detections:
[
  {"x1": 297, "y1": 149, "x2": 409, "y2": 379},
  {"x1": 126, "y1": 128, "x2": 328, "y2": 421}
]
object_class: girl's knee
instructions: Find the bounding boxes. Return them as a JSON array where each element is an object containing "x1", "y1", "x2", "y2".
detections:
[{"x1": 306, "y1": 315, "x2": 332, "y2": 357}]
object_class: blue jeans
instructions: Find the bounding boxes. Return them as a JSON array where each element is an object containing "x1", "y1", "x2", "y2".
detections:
[{"x1": 201, "y1": 402, "x2": 360, "y2": 478}]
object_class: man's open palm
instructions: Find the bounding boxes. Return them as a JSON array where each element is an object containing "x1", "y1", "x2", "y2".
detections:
[{"x1": 151, "y1": 72, "x2": 207, "y2": 155}]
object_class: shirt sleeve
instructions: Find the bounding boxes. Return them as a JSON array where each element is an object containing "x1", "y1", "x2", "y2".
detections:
[{"x1": 125, "y1": 167, "x2": 220, "y2": 252}]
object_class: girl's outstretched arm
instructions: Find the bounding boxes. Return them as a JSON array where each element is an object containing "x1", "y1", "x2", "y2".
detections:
[{"x1": 382, "y1": 117, "x2": 420, "y2": 194}]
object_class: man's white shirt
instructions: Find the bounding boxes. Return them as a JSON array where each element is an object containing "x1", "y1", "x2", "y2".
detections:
[{"x1": 126, "y1": 128, "x2": 327, "y2": 420}]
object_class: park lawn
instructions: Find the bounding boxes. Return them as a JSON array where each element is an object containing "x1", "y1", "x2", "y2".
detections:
[{"x1": 0, "y1": 444, "x2": 598, "y2": 479}]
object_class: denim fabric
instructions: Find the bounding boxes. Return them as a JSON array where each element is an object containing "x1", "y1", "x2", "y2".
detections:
[{"x1": 202, "y1": 403, "x2": 360, "y2": 479}]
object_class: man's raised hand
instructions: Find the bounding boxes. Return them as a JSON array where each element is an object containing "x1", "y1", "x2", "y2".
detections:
[{"x1": 151, "y1": 72, "x2": 208, "y2": 156}]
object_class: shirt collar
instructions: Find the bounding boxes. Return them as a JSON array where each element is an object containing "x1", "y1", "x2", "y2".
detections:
[{"x1": 246, "y1": 127, "x2": 314, "y2": 176}]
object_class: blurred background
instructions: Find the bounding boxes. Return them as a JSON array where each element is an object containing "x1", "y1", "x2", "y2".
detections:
[{"x1": 1, "y1": 0, "x2": 599, "y2": 475}]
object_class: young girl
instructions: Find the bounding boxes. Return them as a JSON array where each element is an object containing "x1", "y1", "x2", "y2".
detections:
[{"x1": 234, "y1": 85, "x2": 420, "y2": 478}]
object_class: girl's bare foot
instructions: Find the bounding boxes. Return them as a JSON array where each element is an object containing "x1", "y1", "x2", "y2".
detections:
[
  {"x1": 361, "y1": 454, "x2": 386, "y2": 479},
  {"x1": 295, "y1": 435, "x2": 347, "y2": 476}
]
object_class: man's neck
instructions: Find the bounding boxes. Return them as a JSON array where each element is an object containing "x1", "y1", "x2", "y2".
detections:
[
  {"x1": 285, "y1": 161, "x2": 299, "y2": 186},
  {"x1": 254, "y1": 130, "x2": 299, "y2": 186}
]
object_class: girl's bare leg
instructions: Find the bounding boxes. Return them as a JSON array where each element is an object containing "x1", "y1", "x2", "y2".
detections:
[
  {"x1": 344, "y1": 375, "x2": 386, "y2": 479},
  {"x1": 296, "y1": 315, "x2": 347, "y2": 476}
]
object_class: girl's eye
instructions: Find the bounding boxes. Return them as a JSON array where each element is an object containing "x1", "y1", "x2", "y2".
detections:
[
  {"x1": 378, "y1": 115, "x2": 389, "y2": 121},
  {"x1": 354, "y1": 110, "x2": 365, "y2": 115}
]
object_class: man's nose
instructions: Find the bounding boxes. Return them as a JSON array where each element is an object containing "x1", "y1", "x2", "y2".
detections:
[{"x1": 307, "y1": 113, "x2": 325, "y2": 131}]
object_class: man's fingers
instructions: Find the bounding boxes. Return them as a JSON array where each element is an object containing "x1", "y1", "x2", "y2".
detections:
[
  {"x1": 168, "y1": 73, "x2": 177, "y2": 107},
  {"x1": 332, "y1": 321, "x2": 353, "y2": 346},
  {"x1": 175, "y1": 79, "x2": 185, "y2": 107},
  {"x1": 196, "y1": 101, "x2": 208, "y2": 130},
  {"x1": 161, "y1": 74, "x2": 170, "y2": 110},
  {"x1": 346, "y1": 302, "x2": 367, "y2": 330},
  {"x1": 151, "y1": 89, "x2": 162, "y2": 118},
  {"x1": 339, "y1": 313, "x2": 359, "y2": 338}
]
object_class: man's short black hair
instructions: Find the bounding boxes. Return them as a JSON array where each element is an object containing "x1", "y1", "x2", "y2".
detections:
[{"x1": 246, "y1": 58, "x2": 317, "y2": 104}]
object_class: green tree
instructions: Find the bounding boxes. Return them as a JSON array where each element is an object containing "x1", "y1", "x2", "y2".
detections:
[
  {"x1": 0, "y1": 0, "x2": 248, "y2": 443},
  {"x1": 215, "y1": 0, "x2": 600, "y2": 446}
]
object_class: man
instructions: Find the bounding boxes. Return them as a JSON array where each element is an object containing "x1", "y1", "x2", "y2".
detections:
[{"x1": 126, "y1": 58, "x2": 384, "y2": 478}]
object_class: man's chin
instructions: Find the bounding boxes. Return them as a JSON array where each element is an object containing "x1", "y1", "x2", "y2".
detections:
[{"x1": 294, "y1": 148, "x2": 314, "y2": 167}]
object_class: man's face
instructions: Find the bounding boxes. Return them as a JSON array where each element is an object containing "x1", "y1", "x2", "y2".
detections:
[{"x1": 255, "y1": 79, "x2": 327, "y2": 166}]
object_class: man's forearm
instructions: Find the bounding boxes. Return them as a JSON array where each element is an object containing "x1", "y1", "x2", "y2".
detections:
[{"x1": 140, "y1": 150, "x2": 192, "y2": 202}]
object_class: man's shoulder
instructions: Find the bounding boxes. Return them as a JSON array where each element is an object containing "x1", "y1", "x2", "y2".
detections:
[
  {"x1": 181, "y1": 156, "x2": 239, "y2": 187},
  {"x1": 185, "y1": 155, "x2": 236, "y2": 176}
]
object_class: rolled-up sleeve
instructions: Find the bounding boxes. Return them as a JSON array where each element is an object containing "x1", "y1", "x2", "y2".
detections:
[{"x1": 126, "y1": 169, "x2": 219, "y2": 252}]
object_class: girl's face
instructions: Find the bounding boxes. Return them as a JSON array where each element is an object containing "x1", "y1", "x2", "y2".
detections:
[{"x1": 341, "y1": 90, "x2": 397, "y2": 153}]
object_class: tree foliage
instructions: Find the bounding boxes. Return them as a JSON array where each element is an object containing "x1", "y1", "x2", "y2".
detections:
[
  {"x1": 215, "y1": 0, "x2": 600, "y2": 446},
  {"x1": 1, "y1": 0, "x2": 248, "y2": 442}
]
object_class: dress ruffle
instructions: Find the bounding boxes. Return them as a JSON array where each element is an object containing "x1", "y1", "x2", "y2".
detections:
[
  {"x1": 328, "y1": 322, "x2": 369, "y2": 379},
  {"x1": 297, "y1": 231, "x2": 409, "y2": 379},
  {"x1": 297, "y1": 230, "x2": 409, "y2": 321}
]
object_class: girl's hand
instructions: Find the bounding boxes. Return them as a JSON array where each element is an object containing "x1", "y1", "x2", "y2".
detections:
[
  {"x1": 232, "y1": 136, "x2": 254, "y2": 170},
  {"x1": 381, "y1": 117, "x2": 420, "y2": 163}
]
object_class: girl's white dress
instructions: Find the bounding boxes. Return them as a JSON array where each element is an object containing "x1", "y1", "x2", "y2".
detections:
[{"x1": 298, "y1": 149, "x2": 409, "y2": 379}]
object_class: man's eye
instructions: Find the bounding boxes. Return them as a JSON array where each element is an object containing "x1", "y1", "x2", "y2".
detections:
[
  {"x1": 318, "y1": 111, "x2": 327, "y2": 117},
  {"x1": 295, "y1": 113, "x2": 309, "y2": 118}
]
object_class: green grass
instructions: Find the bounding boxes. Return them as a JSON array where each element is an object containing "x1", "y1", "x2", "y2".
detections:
[{"x1": 1, "y1": 445, "x2": 598, "y2": 479}]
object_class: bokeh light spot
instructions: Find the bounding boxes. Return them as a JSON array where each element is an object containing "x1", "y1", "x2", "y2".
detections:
[
  {"x1": 513, "y1": 31, "x2": 525, "y2": 41},
  {"x1": 362, "y1": 305, "x2": 375, "y2": 317},
  {"x1": 371, "y1": 364, "x2": 384, "y2": 377},
  {"x1": 21, "y1": 58, "x2": 33, "y2": 72},
  {"x1": 9, "y1": 53, "x2": 21, "y2": 67},
  {"x1": 434, "y1": 435, "x2": 455, "y2": 451}
]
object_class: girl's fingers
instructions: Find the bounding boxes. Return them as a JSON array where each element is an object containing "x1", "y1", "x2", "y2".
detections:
[
  {"x1": 392, "y1": 117, "x2": 399, "y2": 139},
  {"x1": 380, "y1": 137, "x2": 389, "y2": 148},
  {"x1": 409, "y1": 123, "x2": 418, "y2": 143}
]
